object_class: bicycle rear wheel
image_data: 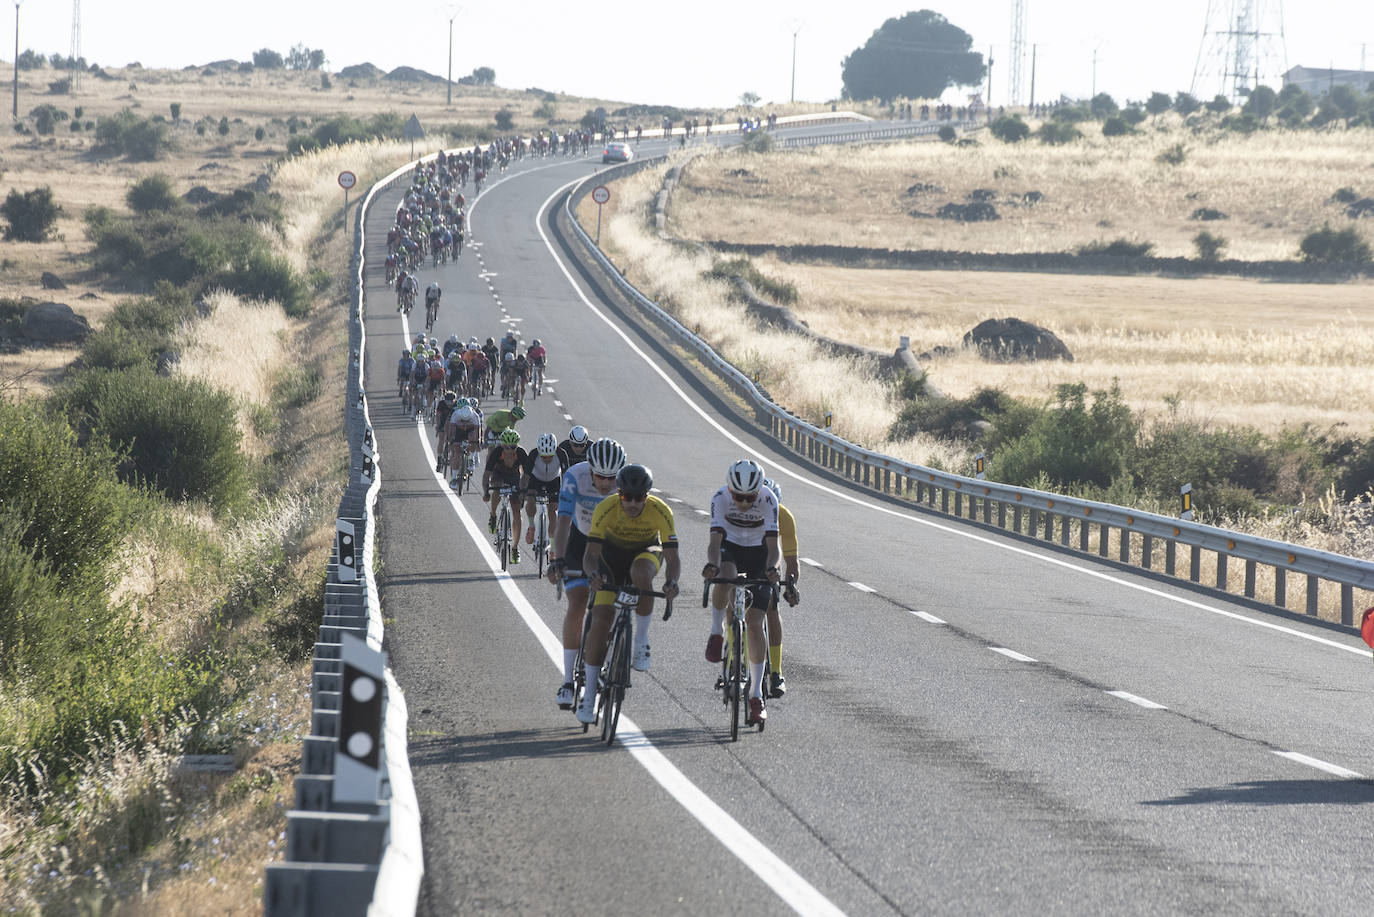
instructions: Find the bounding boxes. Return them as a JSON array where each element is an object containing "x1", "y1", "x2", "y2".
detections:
[
  {"x1": 498, "y1": 506, "x2": 511, "y2": 572},
  {"x1": 535, "y1": 509, "x2": 548, "y2": 576},
  {"x1": 728, "y1": 619, "x2": 743, "y2": 742}
]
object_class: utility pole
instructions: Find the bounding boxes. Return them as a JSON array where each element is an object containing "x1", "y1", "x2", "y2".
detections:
[
  {"x1": 790, "y1": 24, "x2": 802, "y2": 103},
  {"x1": 1029, "y1": 43, "x2": 1037, "y2": 109},
  {"x1": 986, "y1": 44, "x2": 994, "y2": 108},
  {"x1": 1092, "y1": 46, "x2": 1097, "y2": 98},
  {"x1": 12, "y1": 1, "x2": 21, "y2": 119},
  {"x1": 446, "y1": 5, "x2": 460, "y2": 106}
]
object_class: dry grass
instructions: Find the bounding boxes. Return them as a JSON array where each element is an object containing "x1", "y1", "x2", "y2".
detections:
[
  {"x1": 671, "y1": 129, "x2": 1374, "y2": 260},
  {"x1": 766, "y1": 260, "x2": 1374, "y2": 434}
]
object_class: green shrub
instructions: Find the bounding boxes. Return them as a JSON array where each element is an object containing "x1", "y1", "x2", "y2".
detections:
[
  {"x1": 60, "y1": 367, "x2": 249, "y2": 509},
  {"x1": 169, "y1": 101, "x2": 181, "y2": 120},
  {"x1": 1122, "y1": 107, "x2": 1147, "y2": 126},
  {"x1": 1, "y1": 186, "x2": 61, "y2": 242},
  {"x1": 493, "y1": 108, "x2": 515, "y2": 131},
  {"x1": 255, "y1": 125, "x2": 266, "y2": 141},
  {"x1": 705, "y1": 257, "x2": 796, "y2": 304},
  {"x1": 1036, "y1": 121, "x2": 1081, "y2": 145},
  {"x1": 740, "y1": 131, "x2": 775, "y2": 153},
  {"x1": 218, "y1": 116, "x2": 230, "y2": 136},
  {"x1": 218, "y1": 250, "x2": 308, "y2": 315},
  {"x1": 77, "y1": 287, "x2": 196, "y2": 371},
  {"x1": 987, "y1": 382, "x2": 1139, "y2": 489},
  {"x1": 94, "y1": 108, "x2": 169, "y2": 160},
  {"x1": 989, "y1": 115, "x2": 1030, "y2": 143},
  {"x1": 1050, "y1": 105, "x2": 1091, "y2": 123},
  {"x1": 125, "y1": 173, "x2": 180, "y2": 213},
  {"x1": 890, "y1": 387, "x2": 1010, "y2": 441},
  {"x1": 1299, "y1": 224, "x2": 1372, "y2": 263},
  {"x1": 1101, "y1": 116, "x2": 1132, "y2": 137},
  {"x1": 1193, "y1": 231, "x2": 1227, "y2": 261},
  {"x1": 196, "y1": 187, "x2": 283, "y2": 227},
  {"x1": 1078, "y1": 238, "x2": 1155, "y2": 257},
  {"x1": 534, "y1": 101, "x2": 556, "y2": 120},
  {"x1": 0, "y1": 400, "x2": 137, "y2": 584},
  {"x1": 937, "y1": 125, "x2": 956, "y2": 143}
]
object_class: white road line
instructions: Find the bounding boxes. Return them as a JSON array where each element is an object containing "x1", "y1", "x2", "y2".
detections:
[
  {"x1": 535, "y1": 179, "x2": 1369, "y2": 663},
  {"x1": 667, "y1": 497, "x2": 683, "y2": 503},
  {"x1": 1105, "y1": 690, "x2": 1167, "y2": 710},
  {"x1": 694, "y1": 508, "x2": 711, "y2": 516},
  {"x1": 562, "y1": 413, "x2": 573, "y2": 421},
  {"x1": 911, "y1": 611, "x2": 945, "y2": 624},
  {"x1": 848, "y1": 582, "x2": 876, "y2": 593},
  {"x1": 989, "y1": 647, "x2": 1038, "y2": 663},
  {"x1": 553, "y1": 400, "x2": 563, "y2": 407},
  {"x1": 396, "y1": 325, "x2": 845, "y2": 917},
  {"x1": 800, "y1": 557, "x2": 823, "y2": 568},
  {"x1": 1273, "y1": 751, "x2": 1364, "y2": 779}
]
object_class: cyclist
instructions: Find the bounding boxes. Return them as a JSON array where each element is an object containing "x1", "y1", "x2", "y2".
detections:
[
  {"x1": 527, "y1": 337, "x2": 547, "y2": 376},
  {"x1": 510, "y1": 350, "x2": 531, "y2": 402},
  {"x1": 434, "y1": 390, "x2": 459, "y2": 458},
  {"x1": 701, "y1": 459, "x2": 781, "y2": 727},
  {"x1": 483, "y1": 402, "x2": 525, "y2": 448},
  {"x1": 400, "y1": 272, "x2": 419, "y2": 313},
  {"x1": 425, "y1": 354, "x2": 446, "y2": 414},
  {"x1": 425, "y1": 281, "x2": 442, "y2": 326},
  {"x1": 445, "y1": 348, "x2": 467, "y2": 394},
  {"x1": 499, "y1": 329, "x2": 519, "y2": 362},
  {"x1": 549, "y1": 437, "x2": 624, "y2": 708},
  {"x1": 483, "y1": 429, "x2": 527, "y2": 564},
  {"x1": 408, "y1": 352, "x2": 430, "y2": 418},
  {"x1": 576, "y1": 463, "x2": 681, "y2": 724},
  {"x1": 442, "y1": 333, "x2": 462, "y2": 358},
  {"x1": 481, "y1": 338, "x2": 501, "y2": 394},
  {"x1": 446, "y1": 403, "x2": 484, "y2": 489},
  {"x1": 521, "y1": 432, "x2": 565, "y2": 546},
  {"x1": 500, "y1": 352, "x2": 517, "y2": 399},
  {"x1": 557, "y1": 425, "x2": 591, "y2": 469},
  {"x1": 464, "y1": 343, "x2": 490, "y2": 399},
  {"x1": 761, "y1": 477, "x2": 801, "y2": 698},
  {"x1": 396, "y1": 348, "x2": 416, "y2": 397}
]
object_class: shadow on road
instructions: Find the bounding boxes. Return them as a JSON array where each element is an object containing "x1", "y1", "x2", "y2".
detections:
[
  {"x1": 409, "y1": 725, "x2": 716, "y2": 766},
  {"x1": 1143, "y1": 779, "x2": 1374, "y2": 807}
]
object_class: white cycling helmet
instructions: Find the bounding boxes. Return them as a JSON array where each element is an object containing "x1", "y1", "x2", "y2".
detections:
[
  {"x1": 504, "y1": 352, "x2": 515, "y2": 362},
  {"x1": 536, "y1": 432, "x2": 558, "y2": 456},
  {"x1": 467, "y1": 342, "x2": 479, "y2": 351},
  {"x1": 455, "y1": 405, "x2": 475, "y2": 424},
  {"x1": 567, "y1": 425, "x2": 589, "y2": 445},
  {"x1": 586, "y1": 438, "x2": 627, "y2": 477},
  {"x1": 449, "y1": 333, "x2": 459, "y2": 343},
  {"x1": 726, "y1": 459, "x2": 765, "y2": 496}
]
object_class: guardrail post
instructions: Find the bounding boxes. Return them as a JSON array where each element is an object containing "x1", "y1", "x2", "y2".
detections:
[
  {"x1": 941, "y1": 488, "x2": 949, "y2": 514},
  {"x1": 1189, "y1": 546, "x2": 1202, "y2": 583},
  {"x1": 1142, "y1": 535, "x2": 1153, "y2": 569},
  {"x1": 1306, "y1": 574, "x2": 1318, "y2": 617},
  {"x1": 883, "y1": 468, "x2": 892, "y2": 493},
  {"x1": 982, "y1": 497, "x2": 991, "y2": 524},
  {"x1": 997, "y1": 502, "x2": 1006, "y2": 528},
  {"x1": 1098, "y1": 525, "x2": 1110, "y2": 558},
  {"x1": 1275, "y1": 567, "x2": 1286, "y2": 608},
  {"x1": 1079, "y1": 518, "x2": 1089, "y2": 551},
  {"x1": 1216, "y1": 554, "x2": 1228, "y2": 591},
  {"x1": 1028, "y1": 509, "x2": 1038, "y2": 535},
  {"x1": 1012, "y1": 505, "x2": 1021, "y2": 533},
  {"x1": 954, "y1": 490, "x2": 963, "y2": 517},
  {"x1": 1043, "y1": 513, "x2": 1053, "y2": 541},
  {"x1": 1341, "y1": 584, "x2": 1354, "y2": 625},
  {"x1": 1245, "y1": 559, "x2": 1257, "y2": 597},
  {"x1": 1116, "y1": 526, "x2": 1128, "y2": 560},
  {"x1": 1165, "y1": 540, "x2": 1177, "y2": 575},
  {"x1": 1058, "y1": 515, "x2": 1069, "y2": 546}
]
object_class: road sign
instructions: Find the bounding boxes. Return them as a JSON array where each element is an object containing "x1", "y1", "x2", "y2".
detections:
[
  {"x1": 592, "y1": 185, "x2": 610, "y2": 204},
  {"x1": 338, "y1": 170, "x2": 357, "y2": 190},
  {"x1": 403, "y1": 114, "x2": 425, "y2": 139}
]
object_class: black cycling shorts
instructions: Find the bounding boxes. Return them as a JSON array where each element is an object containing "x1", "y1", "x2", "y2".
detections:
[{"x1": 721, "y1": 540, "x2": 771, "y2": 609}]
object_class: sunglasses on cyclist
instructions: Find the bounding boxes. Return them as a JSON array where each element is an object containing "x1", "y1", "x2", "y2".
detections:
[
  {"x1": 729, "y1": 490, "x2": 757, "y2": 504},
  {"x1": 593, "y1": 472, "x2": 616, "y2": 483},
  {"x1": 620, "y1": 492, "x2": 648, "y2": 504}
]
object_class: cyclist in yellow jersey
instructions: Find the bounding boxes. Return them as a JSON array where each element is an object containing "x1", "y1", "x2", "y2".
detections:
[
  {"x1": 576, "y1": 463, "x2": 681, "y2": 725},
  {"x1": 763, "y1": 478, "x2": 801, "y2": 698}
]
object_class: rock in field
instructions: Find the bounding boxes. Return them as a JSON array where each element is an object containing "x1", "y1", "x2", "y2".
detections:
[
  {"x1": 20, "y1": 302, "x2": 89, "y2": 344},
  {"x1": 964, "y1": 318, "x2": 1072, "y2": 362}
]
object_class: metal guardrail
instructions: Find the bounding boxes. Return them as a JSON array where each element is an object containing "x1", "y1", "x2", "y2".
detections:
[
  {"x1": 563, "y1": 135, "x2": 1374, "y2": 629},
  {"x1": 778, "y1": 120, "x2": 975, "y2": 147},
  {"x1": 263, "y1": 155, "x2": 429, "y2": 916}
]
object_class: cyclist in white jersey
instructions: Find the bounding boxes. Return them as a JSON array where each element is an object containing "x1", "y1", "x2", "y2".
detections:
[
  {"x1": 701, "y1": 459, "x2": 781, "y2": 726},
  {"x1": 547, "y1": 438, "x2": 626, "y2": 709},
  {"x1": 520, "y1": 432, "x2": 566, "y2": 545}
]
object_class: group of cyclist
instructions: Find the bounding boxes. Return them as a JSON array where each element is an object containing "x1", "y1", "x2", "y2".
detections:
[{"x1": 396, "y1": 326, "x2": 547, "y2": 419}]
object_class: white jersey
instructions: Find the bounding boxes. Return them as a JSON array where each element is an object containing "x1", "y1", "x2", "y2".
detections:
[
  {"x1": 709, "y1": 486, "x2": 779, "y2": 547},
  {"x1": 558, "y1": 462, "x2": 606, "y2": 535},
  {"x1": 526, "y1": 453, "x2": 562, "y2": 484}
]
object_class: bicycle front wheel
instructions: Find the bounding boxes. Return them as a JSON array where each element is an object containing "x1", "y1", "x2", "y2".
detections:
[
  {"x1": 602, "y1": 615, "x2": 631, "y2": 746},
  {"x1": 729, "y1": 619, "x2": 743, "y2": 742},
  {"x1": 498, "y1": 506, "x2": 511, "y2": 572}
]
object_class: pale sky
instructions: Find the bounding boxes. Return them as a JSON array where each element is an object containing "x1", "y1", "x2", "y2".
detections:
[{"x1": 10, "y1": 1, "x2": 1373, "y2": 108}]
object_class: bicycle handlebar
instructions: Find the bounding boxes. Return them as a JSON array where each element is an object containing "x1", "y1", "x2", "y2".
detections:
[{"x1": 701, "y1": 575, "x2": 779, "y2": 607}]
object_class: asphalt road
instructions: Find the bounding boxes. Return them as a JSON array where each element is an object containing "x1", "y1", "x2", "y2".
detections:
[{"x1": 363, "y1": 125, "x2": 1374, "y2": 916}]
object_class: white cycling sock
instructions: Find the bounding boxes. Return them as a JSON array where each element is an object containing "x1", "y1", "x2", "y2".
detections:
[
  {"x1": 710, "y1": 605, "x2": 725, "y2": 636},
  {"x1": 583, "y1": 665, "x2": 601, "y2": 703},
  {"x1": 563, "y1": 649, "x2": 578, "y2": 684},
  {"x1": 749, "y1": 662, "x2": 765, "y2": 699},
  {"x1": 635, "y1": 614, "x2": 651, "y2": 648}
]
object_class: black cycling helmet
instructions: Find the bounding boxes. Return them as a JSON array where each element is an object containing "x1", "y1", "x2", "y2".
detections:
[{"x1": 616, "y1": 463, "x2": 653, "y2": 499}]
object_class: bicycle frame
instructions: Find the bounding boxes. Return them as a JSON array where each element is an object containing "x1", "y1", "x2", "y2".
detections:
[
  {"x1": 704, "y1": 576, "x2": 776, "y2": 739},
  {"x1": 577, "y1": 583, "x2": 673, "y2": 746}
]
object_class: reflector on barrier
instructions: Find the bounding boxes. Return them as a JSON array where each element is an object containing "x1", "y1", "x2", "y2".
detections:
[
  {"x1": 336, "y1": 518, "x2": 357, "y2": 583},
  {"x1": 335, "y1": 632, "x2": 384, "y2": 804}
]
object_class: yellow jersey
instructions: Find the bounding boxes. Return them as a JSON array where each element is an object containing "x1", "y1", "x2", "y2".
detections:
[
  {"x1": 588, "y1": 494, "x2": 679, "y2": 552},
  {"x1": 778, "y1": 504, "x2": 799, "y2": 558}
]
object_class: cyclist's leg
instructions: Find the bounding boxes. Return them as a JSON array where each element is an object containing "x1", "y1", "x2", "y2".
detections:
[
  {"x1": 629, "y1": 550, "x2": 662, "y2": 670},
  {"x1": 523, "y1": 491, "x2": 536, "y2": 543}
]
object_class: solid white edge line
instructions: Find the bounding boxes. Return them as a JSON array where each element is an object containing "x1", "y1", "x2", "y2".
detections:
[
  {"x1": 537, "y1": 179, "x2": 1368, "y2": 662},
  {"x1": 1105, "y1": 690, "x2": 1168, "y2": 710},
  {"x1": 912, "y1": 611, "x2": 946, "y2": 624},
  {"x1": 800, "y1": 557, "x2": 823, "y2": 568},
  {"x1": 989, "y1": 647, "x2": 1038, "y2": 663},
  {"x1": 1273, "y1": 751, "x2": 1364, "y2": 779},
  {"x1": 399, "y1": 292, "x2": 845, "y2": 917}
]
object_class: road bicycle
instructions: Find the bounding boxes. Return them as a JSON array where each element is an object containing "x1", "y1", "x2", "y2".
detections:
[
  {"x1": 450, "y1": 441, "x2": 478, "y2": 494},
  {"x1": 574, "y1": 581, "x2": 673, "y2": 746},
  {"x1": 704, "y1": 576, "x2": 777, "y2": 740},
  {"x1": 490, "y1": 484, "x2": 520, "y2": 571},
  {"x1": 531, "y1": 491, "x2": 552, "y2": 576},
  {"x1": 530, "y1": 360, "x2": 545, "y2": 399},
  {"x1": 424, "y1": 299, "x2": 439, "y2": 333}
]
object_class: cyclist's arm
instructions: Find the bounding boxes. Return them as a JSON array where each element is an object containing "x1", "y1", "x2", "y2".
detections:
[
  {"x1": 551, "y1": 513, "x2": 572, "y2": 563},
  {"x1": 582, "y1": 540, "x2": 604, "y2": 589},
  {"x1": 704, "y1": 529, "x2": 724, "y2": 575},
  {"x1": 661, "y1": 541, "x2": 681, "y2": 594},
  {"x1": 764, "y1": 532, "x2": 782, "y2": 581}
]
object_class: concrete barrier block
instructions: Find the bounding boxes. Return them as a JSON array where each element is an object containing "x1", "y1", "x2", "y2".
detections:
[
  {"x1": 263, "y1": 862, "x2": 379, "y2": 917},
  {"x1": 285, "y1": 810, "x2": 389, "y2": 864}
]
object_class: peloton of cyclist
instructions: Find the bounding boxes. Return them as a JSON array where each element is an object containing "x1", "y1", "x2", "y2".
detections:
[
  {"x1": 701, "y1": 459, "x2": 781, "y2": 727},
  {"x1": 483, "y1": 429, "x2": 528, "y2": 564},
  {"x1": 576, "y1": 462, "x2": 681, "y2": 724},
  {"x1": 549, "y1": 437, "x2": 624, "y2": 709},
  {"x1": 521, "y1": 432, "x2": 565, "y2": 546}
]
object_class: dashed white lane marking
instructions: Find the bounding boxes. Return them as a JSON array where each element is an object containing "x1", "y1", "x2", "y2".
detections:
[
  {"x1": 989, "y1": 647, "x2": 1037, "y2": 663},
  {"x1": 800, "y1": 557, "x2": 823, "y2": 567},
  {"x1": 562, "y1": 413, "x2": 573, "y2": 421},
  {"x1": 553, "y1": 400, "x2": 563, "y2": 407},
  {"x1": 544, "y1": 377, "x2": 559, "y2": 383},
  {"x1": 912, "y1": 611, "x2": 946, "y2": 624},
  {"x1": 667, "y1": 497, "x2": 683, "y2": 503},
  {"x1": 694, "y1": 509, "x2": 711, "y2": 516},
  {"x1": 1106, "y1": 690, "x2": 1167, "y2": 710},
  {"x1": 848, "y1": 582, "x2": 876, "y2": 593},
  {"x1": 1273, "y1": 751, "x2": 1364, "y2": 779}
]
